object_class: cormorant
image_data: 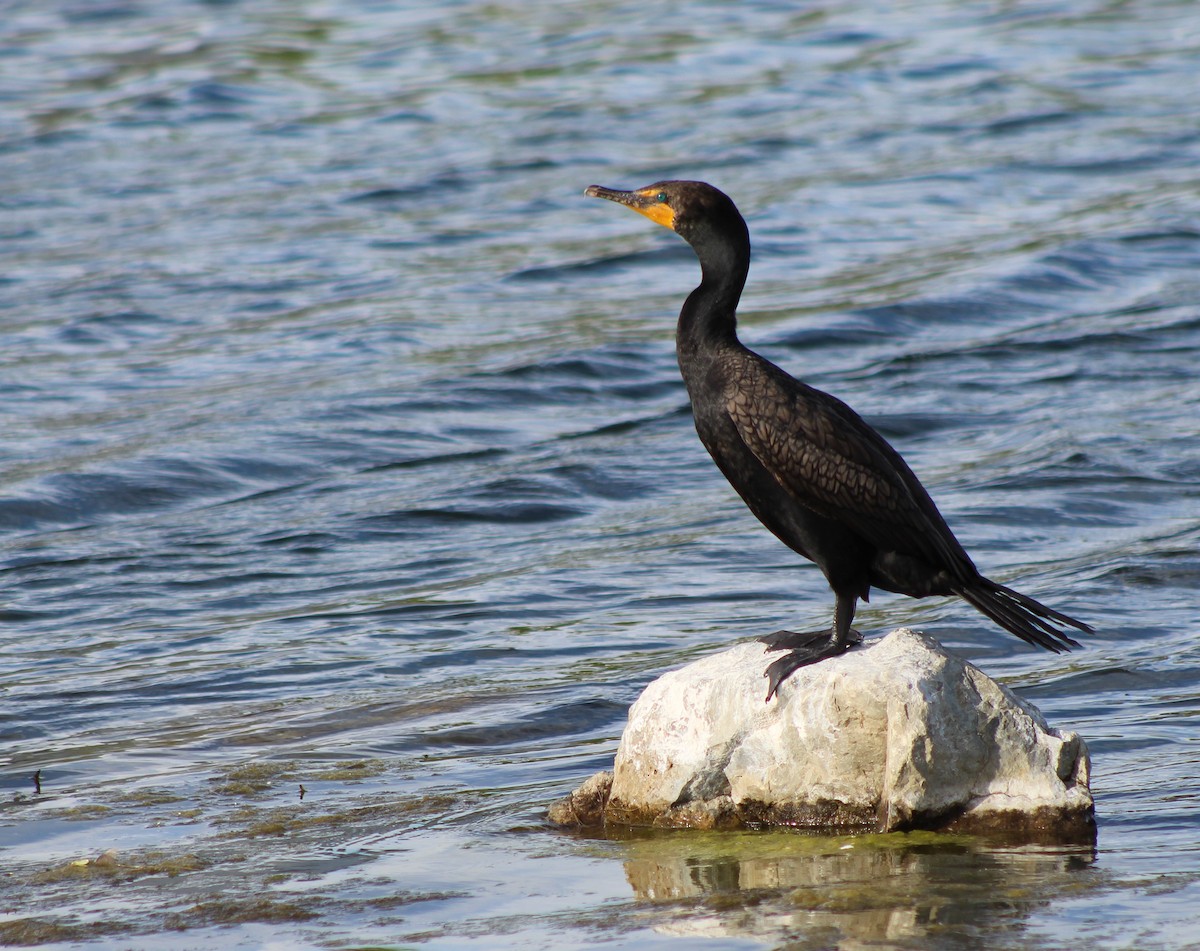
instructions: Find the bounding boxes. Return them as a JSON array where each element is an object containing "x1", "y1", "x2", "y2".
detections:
[{"x1": 585, "y1": 180, "x2": 1092, "y2": 700}]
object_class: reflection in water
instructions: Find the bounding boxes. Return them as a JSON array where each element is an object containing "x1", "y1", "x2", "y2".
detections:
[{"x1": 617, "y1": 830, "x2": 1097, "y2": 946}]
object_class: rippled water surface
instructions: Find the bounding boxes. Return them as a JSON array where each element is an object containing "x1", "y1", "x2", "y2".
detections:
[{"x1": 3, "y1": 0, "x2": 1200, "y2": 947}]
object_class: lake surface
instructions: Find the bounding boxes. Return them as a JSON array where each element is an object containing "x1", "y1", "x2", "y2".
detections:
[{"x1": 2, "y1": 0, "x2": 1199, "y2": 947}]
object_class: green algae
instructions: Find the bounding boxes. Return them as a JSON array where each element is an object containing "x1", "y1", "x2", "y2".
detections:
[
  {"x1": 31, "y1": 851, "x2": 211, "y2": 884},
  {"x1": 310, "y1": 759, "x2": 388, "y2": 782},
  {"x1": 163, "y1": 896, "x2": 320, "y2": 929},
  {"x1": 219, "y1": 792, "x2": 463, "y2": 840},
  {"x1": 113, "y1": 788, "x2": 187, "y2": 808},
  {"x1": 210, "y1": 761, "x2": 292, "y2": 797},
  {"x1": 0, "y1": 917, "x2": 133, "y2": 947}
]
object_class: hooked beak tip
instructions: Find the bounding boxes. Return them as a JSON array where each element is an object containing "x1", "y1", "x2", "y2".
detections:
[{"x1": 585, "y1": 184, "x2": 621, "y2": 200}]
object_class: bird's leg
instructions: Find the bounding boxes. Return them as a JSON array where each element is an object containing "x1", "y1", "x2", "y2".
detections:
[{"x1": 761, "y1": 594, "x2": 862, "y2": 701}]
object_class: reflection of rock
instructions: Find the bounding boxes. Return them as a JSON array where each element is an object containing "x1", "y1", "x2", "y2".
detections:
[
  {"x1": 550, "y1": 629, "x2": 1094, "y2": 840},
  {"x1": 617, "y1": 829, "x2": 1097, "y2": 946}
]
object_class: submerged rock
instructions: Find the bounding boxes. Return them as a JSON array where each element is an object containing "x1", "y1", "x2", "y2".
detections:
[{"x1": 550, "y1": 629, "x2": 1094, "y2": 840}]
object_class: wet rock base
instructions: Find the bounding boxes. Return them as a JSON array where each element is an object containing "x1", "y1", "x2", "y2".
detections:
[{"x1": 549, "y1": 629, "x2": 1094, "y2": 842}]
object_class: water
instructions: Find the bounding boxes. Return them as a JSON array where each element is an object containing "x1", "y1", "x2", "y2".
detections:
[{"x1": 2, "y1": 0, "x2": 1199, "y2": 946}]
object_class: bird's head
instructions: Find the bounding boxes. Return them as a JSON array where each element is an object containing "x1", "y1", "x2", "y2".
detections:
[{"x1": 584, "y1": 180, "x2": 746, "y2": 253}]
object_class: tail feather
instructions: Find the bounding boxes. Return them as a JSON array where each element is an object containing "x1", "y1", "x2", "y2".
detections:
[{"x1": 955, "y1": 578, "x2": 1092, "y2": 653}]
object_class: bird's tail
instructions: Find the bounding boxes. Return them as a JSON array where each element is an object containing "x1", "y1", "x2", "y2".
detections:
[{"x1": 955, "y1": 577, "x2": 1093, "y2": 653}]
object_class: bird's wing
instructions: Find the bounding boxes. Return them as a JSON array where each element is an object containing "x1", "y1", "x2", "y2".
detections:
[{"x1": 721, "y1": 357, "x2": 970, "y2": 570}]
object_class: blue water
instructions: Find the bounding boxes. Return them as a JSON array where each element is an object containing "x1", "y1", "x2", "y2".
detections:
[{"x1": 2, "y1": 0, "x2": 1200, "y2": 947}]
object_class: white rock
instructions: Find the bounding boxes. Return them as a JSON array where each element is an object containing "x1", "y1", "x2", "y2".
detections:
[{"x1": 558, "y1": 628, "x2": 1093, "y2": 838}]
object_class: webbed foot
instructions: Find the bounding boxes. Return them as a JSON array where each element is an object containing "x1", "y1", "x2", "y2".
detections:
[{"x1": 759, "y1": 627, "x2": 863, "y2": 702}]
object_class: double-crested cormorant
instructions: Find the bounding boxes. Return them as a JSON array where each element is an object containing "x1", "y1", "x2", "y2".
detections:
[{"x1": 585, "y1": 180, "x2": 1092, "y2": 700}]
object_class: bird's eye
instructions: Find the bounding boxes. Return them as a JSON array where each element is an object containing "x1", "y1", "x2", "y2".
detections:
[{"x1": 656, "y1": 192, "x2": 668, "y2": 203}]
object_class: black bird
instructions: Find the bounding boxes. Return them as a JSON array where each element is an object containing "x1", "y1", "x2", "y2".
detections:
[{"x1": 585, "y1": 180, "x2": 1092, "y2": 700}]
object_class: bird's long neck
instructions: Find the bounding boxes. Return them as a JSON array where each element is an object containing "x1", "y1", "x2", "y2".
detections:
[{"x1": 676, "y1": 231, "x2": 750, "y2": 359}]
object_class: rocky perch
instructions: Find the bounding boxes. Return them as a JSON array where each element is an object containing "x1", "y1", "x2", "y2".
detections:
[{"x1": 550, "y1": 628, "x2": 1094, "y2": 841}]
